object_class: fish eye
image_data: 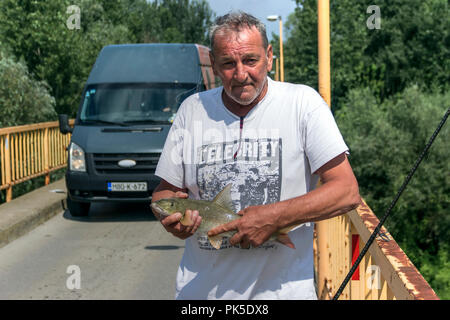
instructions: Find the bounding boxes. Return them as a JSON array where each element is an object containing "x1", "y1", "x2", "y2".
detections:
[{"x1": 170, "y1": 202, "x2": 174, "y2": 207}]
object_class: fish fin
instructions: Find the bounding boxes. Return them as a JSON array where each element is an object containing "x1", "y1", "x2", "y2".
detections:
[
  {"x1": 212, "y1": 183, "x2": 235, "y2": 212},
  {"x1": 208, "y1": 235, "x2": 223, "y2": 250},
  {"x1": 276, "y1": 233, "x2": 296, "y2": 249},
  {"x1": 179, "y1": 212, "x2": 193, "y2": 226}
]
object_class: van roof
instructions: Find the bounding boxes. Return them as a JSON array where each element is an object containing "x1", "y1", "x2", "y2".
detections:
[{"x1": 86, "y1": 43, "x2": 209, "y2": 85}]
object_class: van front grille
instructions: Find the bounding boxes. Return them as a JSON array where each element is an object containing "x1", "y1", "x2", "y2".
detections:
[{"x1": 92, "y1": 153, "x2": 160, "y2": 175}]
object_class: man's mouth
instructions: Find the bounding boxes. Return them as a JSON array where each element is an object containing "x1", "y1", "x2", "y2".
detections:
[{"x1": 233, "y1": 83, "x2": 252, "y2": 89}]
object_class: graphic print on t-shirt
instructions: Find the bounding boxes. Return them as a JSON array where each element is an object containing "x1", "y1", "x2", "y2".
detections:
[{"x1": 196, "y1": 138, "x2": 282, "y2": 250}]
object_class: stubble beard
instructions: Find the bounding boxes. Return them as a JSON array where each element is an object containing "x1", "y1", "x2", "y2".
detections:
[{"x1": 225, "y1": 76, "x2": 267, "y2": 106}]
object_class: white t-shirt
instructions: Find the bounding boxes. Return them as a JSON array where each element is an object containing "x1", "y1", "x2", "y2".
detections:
[{"x1": 155, "y1": 77, "x2": 348, "y2": 300}]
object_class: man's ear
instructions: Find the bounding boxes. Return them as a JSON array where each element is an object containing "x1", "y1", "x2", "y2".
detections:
[
  {"x1": 266, "y1": 44, "x2": 274, "y2": 72},
  {"x1": 209, "y1": 51, "x2": 218, "y2": 76}
]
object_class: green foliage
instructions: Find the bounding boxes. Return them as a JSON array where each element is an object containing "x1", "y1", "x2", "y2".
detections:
[
  {"x1": 0, "y1": 0, "x2": 84, "y2": 116},
  {"x1": 0, "y1": 49, "x2": 56, "y2": 127},
  {"x1": 0, "y1": 0, "x2": 213, "y2": 118},
  {"x1": 420, "y1": 244, "x2": 450, "y2": 300},
  {"x1": 285, "y1": 0, "x2": 450, "y2": 109},
  {"x1": 335, "y1": 86, "x2": 449, "y2": 298},
  {"x1": 153, "y1": 0, "x2": 213, "y2": 44},
  {"x1": 280, "y1": 1, "x2": 318, "y2": 89}
]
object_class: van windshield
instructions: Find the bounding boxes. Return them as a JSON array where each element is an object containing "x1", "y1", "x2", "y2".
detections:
[{"x1": 79, "y1": 83, "x2": 199, "y2": 124}]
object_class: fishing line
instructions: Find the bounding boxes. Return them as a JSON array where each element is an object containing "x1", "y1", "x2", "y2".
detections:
[{"x1": 333, "y1": 106, "x2": 449, "y2": 300}]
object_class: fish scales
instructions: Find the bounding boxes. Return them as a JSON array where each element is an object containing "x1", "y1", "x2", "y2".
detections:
[{"x1": 176, "y1": 198, "x2": 240, "y2": 238}]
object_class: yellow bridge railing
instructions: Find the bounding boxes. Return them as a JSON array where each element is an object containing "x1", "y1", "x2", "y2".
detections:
[
  {"x1": 0, "y1": 120, "x2": 74, "y2": 202},
  {"x1": 314, "y1": 200, "x2": 440, "y2": 300}
]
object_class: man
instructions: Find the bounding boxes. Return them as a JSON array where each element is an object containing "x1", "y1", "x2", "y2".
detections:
[{"x1": 151, "y1": 11, "x2": 360, "y2": 299}]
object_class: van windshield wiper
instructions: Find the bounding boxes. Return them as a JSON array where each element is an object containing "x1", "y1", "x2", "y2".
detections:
[{"x1": 81, "y1": 119, "x2": 130, "y2": 126}]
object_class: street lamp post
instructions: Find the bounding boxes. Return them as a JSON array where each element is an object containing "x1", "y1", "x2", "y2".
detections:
[
  {"x1": 316, "y1": 0, "x2": 332, "y2": 300},
  {"x1": 267, "y1": 15, "x2": 284, "y2": 82},
  {"x1": 274, "y1": 55, "x2": 279, "y2": 81}
]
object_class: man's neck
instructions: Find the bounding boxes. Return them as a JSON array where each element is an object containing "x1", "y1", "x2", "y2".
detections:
[{"x1": 222, "y1": 80, "x2": 268, "y2": 118}]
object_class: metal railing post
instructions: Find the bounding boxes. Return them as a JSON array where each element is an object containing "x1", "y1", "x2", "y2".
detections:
[
  {"x1": 316, "y1": 0, "x2": 332, "y2": 299},
  {"x1": 5, "y1": 134, "x2": 12, "y2": 202},
  {"x1": 43, "y1": 127, "x2": 50, "y2": 185}
]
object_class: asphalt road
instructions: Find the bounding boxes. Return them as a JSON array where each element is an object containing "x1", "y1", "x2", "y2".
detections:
[{"x1": 0, "y1": 201, "x2": 185, "y2": 300}]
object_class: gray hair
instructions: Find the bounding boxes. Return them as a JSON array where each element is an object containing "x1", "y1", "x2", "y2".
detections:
[{"x1": 209, "y1": 11, "x2": 269, "y2": 55}]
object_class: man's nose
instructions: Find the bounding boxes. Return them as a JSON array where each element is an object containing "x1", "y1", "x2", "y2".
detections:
[{"x1": 233, "y1": 62, "x2": 248, "y2": 83}]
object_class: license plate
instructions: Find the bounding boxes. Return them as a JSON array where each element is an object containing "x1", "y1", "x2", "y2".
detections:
[{"x1": 107, "y1": 182, "x2": 147, "y2": 192}]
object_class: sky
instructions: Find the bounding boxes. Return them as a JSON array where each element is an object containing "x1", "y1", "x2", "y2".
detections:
[{"x1": 206, "y1": 0, "x2": 298, "y2": 42}]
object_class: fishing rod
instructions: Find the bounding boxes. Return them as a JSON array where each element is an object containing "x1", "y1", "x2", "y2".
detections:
[{"x1": 333, "y1": 106, "x2": 449, "y2": 300}]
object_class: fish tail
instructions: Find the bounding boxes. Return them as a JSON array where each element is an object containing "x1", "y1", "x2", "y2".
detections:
[{"x1": 208, "y1": 235, "x2": 223, "y2": 250}]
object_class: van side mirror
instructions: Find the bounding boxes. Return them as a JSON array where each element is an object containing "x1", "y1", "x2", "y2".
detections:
[{"x1": 58, "y1": 114, "x2": 73, "y2": 134}]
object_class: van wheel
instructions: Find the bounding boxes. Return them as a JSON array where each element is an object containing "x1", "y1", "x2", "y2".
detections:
[{"x1": 67, "y1": 197, "x2": 90, "y2": 217}]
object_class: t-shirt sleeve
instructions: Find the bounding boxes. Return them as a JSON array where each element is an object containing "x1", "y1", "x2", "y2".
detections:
[
  {"x1": 154, "y1": 104, "x2": 186, "y2": 189},
  {"x1": 302, "y1": 88, "x2": 349, "y2": 174}
]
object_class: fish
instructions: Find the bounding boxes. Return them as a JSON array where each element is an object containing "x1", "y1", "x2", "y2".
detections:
[{"x1": 151, "y1": 184, "x2": 296, "y2": 250}]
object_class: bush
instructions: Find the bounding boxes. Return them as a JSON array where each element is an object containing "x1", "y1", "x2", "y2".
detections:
[{"x1": 0, "y1": 49, "x2": 56, "y2": 127}]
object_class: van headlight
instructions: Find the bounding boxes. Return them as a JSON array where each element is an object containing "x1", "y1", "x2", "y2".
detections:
[{"x1": 69, "y1": 142, "x2": 86, "y2": 172}]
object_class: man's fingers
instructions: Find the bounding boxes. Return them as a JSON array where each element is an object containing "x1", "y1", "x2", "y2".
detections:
[
  {"x1": 236, "y1": 210, "x2": 245, "y2": 216},
  {"x1": 160, "y1": 212, "x2": 182, "y2": 227},
  {"x1": 229, "y1": 232, "x2": 245, "y2": 247},
  {"x1": 174, "y1": 191, "x2": 188, "y2": 198},
  {"x1": 190, "y1": 212, "x2": 202, "y2": 233},
  {"x1": 207, "y1": 220, "x2": 239, "y2": 237},
  {"x1": 183, "y1": 210, "x2": 200, "y2": 232},
  {"x1": 240, "y1": 241, "x2": 251, "y2": 249},
  {"x1": 160, "y1": 210, "x2": 202, "y2": 240}
]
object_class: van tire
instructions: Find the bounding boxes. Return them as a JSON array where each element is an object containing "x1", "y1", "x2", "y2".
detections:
[{"x1": 67, "y1": 197, "x2": 90, "y2": 217}]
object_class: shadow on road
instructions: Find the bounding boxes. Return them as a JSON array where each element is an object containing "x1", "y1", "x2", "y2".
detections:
[
  {"x1": 63, "y1": 201, "x2": 158, "y2": 222},
  {"x1": 145, "y1": 245, "x2": 185, "y2": 250}
]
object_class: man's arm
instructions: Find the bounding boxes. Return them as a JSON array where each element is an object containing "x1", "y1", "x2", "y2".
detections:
[
  {"x1": 273, "y1": 152, "x2": 360, "y2": 225},
  {"x1": 151, "y1": 179, "x2": 202, "y2": 240},
  {"x1": 207, "y1": 153, "x2": 361, "y2": 248}
]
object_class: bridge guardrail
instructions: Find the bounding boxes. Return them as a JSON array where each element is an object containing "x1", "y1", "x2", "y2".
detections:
[
  {"x1": 0, "y1": 120, "x2": 74, "y2": 202},
  {"x1": 314, "y1": 200, "x2": 439, "y2": 300}
]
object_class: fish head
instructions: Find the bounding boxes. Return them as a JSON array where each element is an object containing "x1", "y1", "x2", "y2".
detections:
[{"x1": 151, "y1": 198, "x2": 186, "y2": 219}]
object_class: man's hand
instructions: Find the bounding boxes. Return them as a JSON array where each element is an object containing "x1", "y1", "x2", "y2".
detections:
[
  {"x1": 160, "y1": 209, "x2": 202, "y2": 240},
  {"x1": 207, "y1": 204, "x2": 278, "y2": 249},
  {"x1": 151, "y1": 181, "x2": 202, "y2": 240}
]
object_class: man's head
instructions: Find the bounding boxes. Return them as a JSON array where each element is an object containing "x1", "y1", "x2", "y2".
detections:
[{"x1": 209, "y1": 11, "x2": 273, "y2": 106}]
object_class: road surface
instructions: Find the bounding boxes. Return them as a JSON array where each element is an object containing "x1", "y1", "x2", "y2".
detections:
[{"x1": 0, "y1": 201, "x2": 185, "y2": 299}]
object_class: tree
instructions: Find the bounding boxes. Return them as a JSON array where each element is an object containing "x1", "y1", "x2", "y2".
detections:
[
  {"x1": 0, "y1": 0, "x2": 214, "y2": 117},
  {"x1": 151, "y1": 0, "x2": 213, "y2": 44},
  {"x1": 0, "y1": 49, "x2": 56, "y2": 127},
  {"x1": 284, "y1": 0, "x2": 450, "y2": 110}
]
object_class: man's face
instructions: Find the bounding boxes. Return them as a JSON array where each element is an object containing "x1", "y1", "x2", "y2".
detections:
[{"x1": 210, "y1": 26, "x2": 273, "y2": 106}]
